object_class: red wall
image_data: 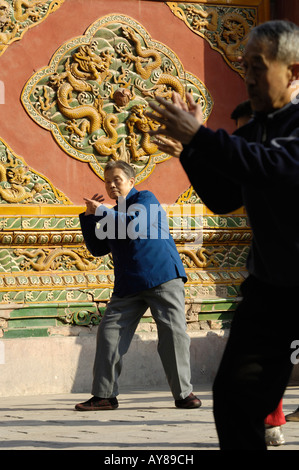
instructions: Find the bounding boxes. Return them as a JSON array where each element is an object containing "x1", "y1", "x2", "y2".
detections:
[
  {"x1": 0, "y1": 0, "x2": 247, "y2": 205},
  {"x1": 272, "y1": 0, "x2": 299, "y2": 25}
]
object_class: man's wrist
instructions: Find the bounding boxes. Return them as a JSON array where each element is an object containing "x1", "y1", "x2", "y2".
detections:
[{"x1": 183, "y1": 124, "x2": 201, "y2": 145}]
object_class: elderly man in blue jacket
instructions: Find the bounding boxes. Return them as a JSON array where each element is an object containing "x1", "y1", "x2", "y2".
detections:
[
  {"x1": 147, "y1": 20, "x2": 299, "y2": 450},
  {"x1": 75, "y1": 160, "x2": 201, "y2": 411}
]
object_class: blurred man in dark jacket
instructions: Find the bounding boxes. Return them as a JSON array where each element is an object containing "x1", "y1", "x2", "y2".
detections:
[{"x1": 148, "y1": 20, "x2": 299, "y2": 450}]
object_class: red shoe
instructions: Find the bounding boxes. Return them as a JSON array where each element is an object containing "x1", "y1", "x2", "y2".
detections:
[
  {"x1": 75, "y1": 396, "x2": 119, "y2": 411},
  {"x1": 175, "y1": 393, "x2": 201, "y2": 409}
]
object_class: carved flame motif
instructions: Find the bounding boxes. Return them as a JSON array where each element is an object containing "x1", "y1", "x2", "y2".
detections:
[{"x1": 22, "y1": 14, "x2": 213, "y2": 184}]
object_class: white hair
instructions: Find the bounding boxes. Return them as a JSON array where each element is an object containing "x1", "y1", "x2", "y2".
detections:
[{"x1": 250, "y1": 20, "x2": 299, "y2": 63}]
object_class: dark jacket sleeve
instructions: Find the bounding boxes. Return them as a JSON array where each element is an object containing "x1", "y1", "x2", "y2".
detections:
[
  {"x1": 183, "y1": 125, "x2": 299, "y2": 188},
  {"x1": 180, "y1": 139, "x2": 243, "y2": 215},
  {"x1": 79, "y1": 212, "x2": 111, "y2": 257},
  {"x1": 180, "y1": 122, "x2": 299, "y2": 213}
]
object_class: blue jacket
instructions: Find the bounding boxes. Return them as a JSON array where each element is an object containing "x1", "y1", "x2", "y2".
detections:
[
  {"x1": 180, "y1": 98, "x2": 299, "y2": 286},
  {"x1": 79, "y1": 188, "x2": 186, "y2": 297}
]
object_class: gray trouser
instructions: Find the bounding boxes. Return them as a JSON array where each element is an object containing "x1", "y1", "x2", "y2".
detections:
[{"x1": 92, "y1": 278, "x2": 192, "y2": 400}]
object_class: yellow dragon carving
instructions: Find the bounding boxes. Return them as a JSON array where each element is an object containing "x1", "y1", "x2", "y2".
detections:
[
  {"x1": 119, "y1": 27, "x2": 186, "y2": 160},
  {"x1": 121, "y1": 27, "x2": 162, "y2": 80},
  {"x1": 0, "y1": 0, "x2": 19, "y2": 51},
  {"x1": 13, "y1": 0, "x2": 43, "y2": 22},
  {"x1": 24, "y1": 16, "x2": 212, "y2": 179},
  {"x1": 14, "y1": 246, "x2": 103, "y2": 271},
  {"x1": 51, "y1": 45, "x2": 121, "y2": 159},
  {"x1": 0, "y1": 160, "x2": 42, "y2": 203},
  {"x1": 215, "y1": 12, "x2": 250, "y2": 63},
  {"x1": 185, "y1": 5, "x2": 218, "y2": 32},
  {"x1": 121, "y1": 26, "x2": 184, "y2": 99},
  {"x1": 51, "y1": 50, "x2": 108, "y2": 134},
  {"x1": 92, "y1": 114, "x2": 120, "y2": 160},
  {"x1": 178, "y1": 247, "x2": 224, "y2": 268},
  {"x1": 126, "y1": 105, "x2": 159, "y2": 161}
]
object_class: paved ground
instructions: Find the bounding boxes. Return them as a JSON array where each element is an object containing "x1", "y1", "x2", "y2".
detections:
[{"x1": 0, "y1": 385, "x2": 299, "y2": 454}]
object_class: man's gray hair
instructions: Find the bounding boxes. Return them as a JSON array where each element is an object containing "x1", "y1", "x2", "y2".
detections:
[
  {"x1": 250, "y1": 20, "x2": 299, "y2": 63},
  {"x1": 104, "y1": 160, "x2": 135, "y2": 179}
]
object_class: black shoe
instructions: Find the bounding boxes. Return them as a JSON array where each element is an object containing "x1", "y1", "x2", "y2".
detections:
[
  {"x1": 75, "y1": 396, "x2": 119, "y2": 411},
  {"x1": 175, "y1": 393, "x2": 201, "y2": 409}
]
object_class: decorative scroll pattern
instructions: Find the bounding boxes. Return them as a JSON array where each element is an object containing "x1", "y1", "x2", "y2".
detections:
[
  {"x1": 0, "y1": 210, "x2": 250, "y2": 299},
  {"x1": 0, "y1": 137, "x2": 70, "y2": 203},
  {"x1": 21, "y1": 14, "x2": 213, "y2": 184},
  {"x1": 0, "y1": 202, "x2": 250, "y2": 332},
  {"x1": 166, "y1": 2, "x2": 257, "y2": 76},
  {"x1": 0, "y1": 0, "x2": 65, "y2": 56}
]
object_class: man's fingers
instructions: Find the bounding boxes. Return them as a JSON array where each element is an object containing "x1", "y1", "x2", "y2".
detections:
[
  {"x1": 145, "y1": 110, "x2": 171, "y2": 137},
  {"x1": 155, "y1": 135, "x2": 172, "y2": 144},
  {"x1": 148, "y1": 126, "x2": 171, "y2": 138},
  {"x1": 90, "y1": 193, "x2": 104, "y2": 200},
  {"x1": 84, "y1": 195, "x2": 104, "y2": 203},
  {"x1": 148, "y1": 97, "x2": 180, "y2": 119},
  {"x1": 186, "y1": 92, "x2": 196, "y2": 108},
  {"x1": 154, "y1": 135, "x2": 178, "y2": 146},
  {"x1": 146, "y1": 110, "x2": 165, "y2": 125},
  {"x1": 153, "y1": 137, "x2": 171, "y2": 151},
  {"x1": 172, "y1": 92, "x2": 188, "y2": 111},
  {"x1": 147, "y1": 99, "x2": 182, "y2": 136},
  {"x1": 153, "y1": 135, "x2": 183, "y2": 158}
]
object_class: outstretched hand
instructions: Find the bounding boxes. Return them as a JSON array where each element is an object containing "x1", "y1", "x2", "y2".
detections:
[
  {"x1": 83, "y1": 193, "x2": 105, "y2": 215},
  {"x1": 147, "y1": 92, "x2": 203, "y2": 145}
]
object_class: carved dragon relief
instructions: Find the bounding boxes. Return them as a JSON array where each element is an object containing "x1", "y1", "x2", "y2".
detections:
[
  {"x1": 13, "y1": 246, "x2": 104, "y2": 271},
  {"x1": 0, "y1": 137, "x2": 70, "y2": 203},
  {"x1": 22, "y1": 14, "x2": 213, "y2": 184},
  {"x1": 0, "y1": 0, "x2": 65, "y2": 56},
  {"x1": 167, "y1": 2, "x2": 257, "y2": 77}
]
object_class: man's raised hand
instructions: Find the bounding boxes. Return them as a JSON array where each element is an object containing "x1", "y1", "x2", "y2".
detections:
[
  {"x1": 83, "y1": 193, "x2": 105, "y2": 215},
  {"x1": 147, "y1": 92, "x2": 203, "y2": 145}
]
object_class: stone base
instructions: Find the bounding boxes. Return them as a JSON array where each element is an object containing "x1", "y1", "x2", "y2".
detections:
[
  {"x1": 0, "y1": 330, "x2": 228, "y2": 397},
  {"x1": 1, "y1": 330, "x2": 298, "y2": 397}
]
